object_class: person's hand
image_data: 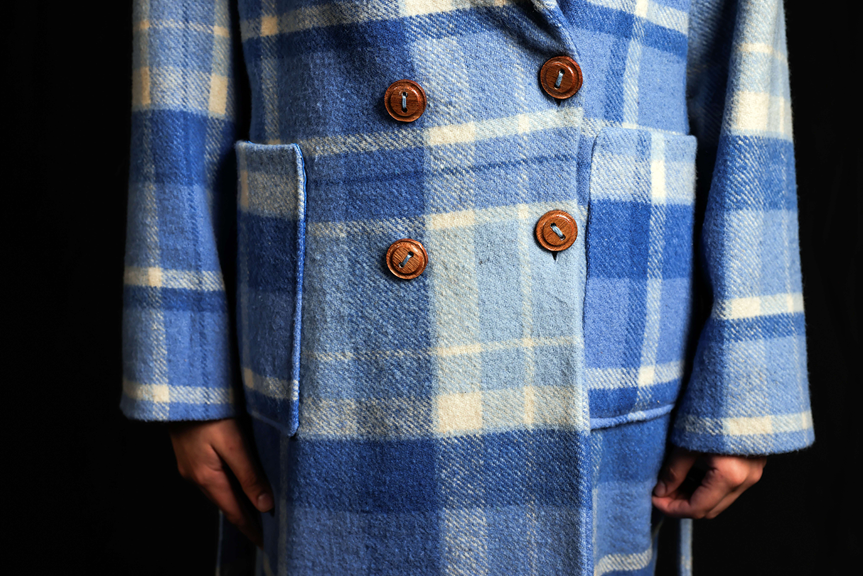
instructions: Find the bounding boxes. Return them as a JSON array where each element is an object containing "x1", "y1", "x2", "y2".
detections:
[
  {"x1": 168, "y1": 418, "x2": 274, "y2": 548},
  {"x1": 652, "y1": 447, "x2": 766, "y2": 519}
]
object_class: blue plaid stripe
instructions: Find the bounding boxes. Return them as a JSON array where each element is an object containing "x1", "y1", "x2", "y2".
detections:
[
  {"x1": 590, "y1": 414, "x2": 672, "y2": 576},
  {"x1": 122, "y1": 0, "x2": 813, "y2": 573}
]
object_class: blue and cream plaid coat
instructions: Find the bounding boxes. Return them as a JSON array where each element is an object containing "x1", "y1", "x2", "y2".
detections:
[{"x1": 122, "y1": 0, "x2": 814, "y2": 574}]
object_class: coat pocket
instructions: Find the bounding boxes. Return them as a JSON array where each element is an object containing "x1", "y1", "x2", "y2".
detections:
[
  {"x1": 583, "y1": 127, "x2": 698, "y2": 428},
  {"x1": 236, "y1": 141, "x2": 306, "y2": 435}
]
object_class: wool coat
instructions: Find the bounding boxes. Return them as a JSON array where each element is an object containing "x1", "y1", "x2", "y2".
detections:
[{"x1": 121, "y1": 0, "x2": 814, "y2": 574}]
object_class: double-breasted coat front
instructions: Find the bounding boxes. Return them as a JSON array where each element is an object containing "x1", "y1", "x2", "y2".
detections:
[{"x1": 121, "y1": 0, "x2": 814, "y2": 574}]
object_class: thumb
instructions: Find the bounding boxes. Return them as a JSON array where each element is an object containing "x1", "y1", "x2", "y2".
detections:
[{"x1": 653, "y1": 447, "x2": 698, "y2": 498}]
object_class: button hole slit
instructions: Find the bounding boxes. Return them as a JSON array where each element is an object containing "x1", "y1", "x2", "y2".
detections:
[{"x1": 399, "y1": 252, "x2": 414, "y2": 268}]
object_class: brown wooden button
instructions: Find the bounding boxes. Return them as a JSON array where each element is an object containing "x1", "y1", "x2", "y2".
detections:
[
  {"x1": 384, "y1": 80, "x2": 427, "y2": 122},
  {"x1": 535, "y1": 210, "x2": 577, "y2": 252},
  {"x1": 386, "y1": 239, "x2": 428, "y2": 279},
  {"x1": 539, "y1": 56, "x2": 583, "y2": 100}
]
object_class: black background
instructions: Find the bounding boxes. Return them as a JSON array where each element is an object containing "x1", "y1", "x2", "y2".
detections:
[{"x1": 6, "y1": 1, "x2": 860, "y2": 574}]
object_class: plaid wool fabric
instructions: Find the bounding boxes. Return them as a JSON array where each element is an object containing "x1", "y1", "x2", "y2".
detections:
[{"x1": 122, "y1": 0, "x2": 813, "y2": 574}]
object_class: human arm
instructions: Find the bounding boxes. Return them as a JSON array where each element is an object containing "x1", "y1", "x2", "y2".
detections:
[
  {"x1": 650, "y1": 0, "x2": 813, "y2": 519},
  {"x1": 121, "y1": 0, "x2": 264, "y2": 544}
]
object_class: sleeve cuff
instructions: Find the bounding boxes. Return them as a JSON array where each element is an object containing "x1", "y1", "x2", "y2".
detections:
[
  {"x1": 120, "y1": 379, "x2": 240, "y2": 421},
  {"x1": 670, "y1": 410, "x2": 814, "y2": 455}
]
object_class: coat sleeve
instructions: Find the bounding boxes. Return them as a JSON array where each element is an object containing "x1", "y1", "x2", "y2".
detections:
[
  {"x1": 120, "y1": 0, "x2": 243, "y2": 421},
  {"x1": 671, "y1": 0, "x2": 814, "y2": 454}
]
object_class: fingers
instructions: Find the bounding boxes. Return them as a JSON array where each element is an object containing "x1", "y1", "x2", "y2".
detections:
[
  {"x1": 699, "y1": 483, "x2": 746, "y2": 519},
  {"x1": 701, "y1": 458, "x2": 764, "y2": 519},
  {"x1": 653, "y1": 447, "x2": 698, "y2": 498},
  {"x1": 213, "y1": 422, "x2": 275, "y2": 514},
  {"x1": 169, "y1": 418, "x2": 274, "y2": 549},
  {"x1": 193, "y1": 460, "x2": 264, "y2": 549},
  {"x1": 655, "y1": 464, "x2": 735, "y2": 518},
  {"x1": 652, "y1": 453, "x2": 766, "y2": 519}
]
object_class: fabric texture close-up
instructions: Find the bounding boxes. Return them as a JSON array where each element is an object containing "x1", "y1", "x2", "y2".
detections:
[{"x1": 120, "y1": 0, "x2": 814, "y2": 574}]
